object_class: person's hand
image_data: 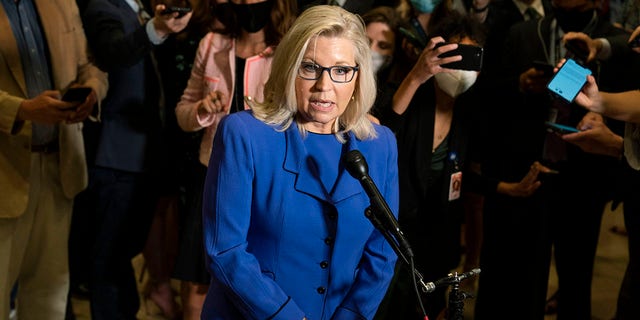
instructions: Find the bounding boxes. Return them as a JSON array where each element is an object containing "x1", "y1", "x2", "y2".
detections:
[
  {"x1": 563, "y1": 32, "x2": 601, "y2": 63},
  {"x1": 66, "y1": 87, "x2": 97, "y2": 124},
  {"x1": 497, "y1": 161, "x2": 553, "y2": 197},
  {"x1": 573, "y1": 75, "x2": 603, "y2": 113},
  {"x1": 152, "y1": 4, "x2": 192, "y2": 38},
  {"x1": 561, "y1": 113, "x2": 623, "y2": 157},
  {"x1": 629, "y1": 26, "x2": 640, "y2": 54},
  {"x1": 407, "y1": 36, "x2": 462, "y2": 85},
  {"x1": 17, "y1": 90, "x2": 79, "y2": 124},
  {"x1": 198, "y1": 91, "x2": 228, "y2": 117},
  {"x1": 519, "y1": 67, "x2": 549, "y2": 94}
]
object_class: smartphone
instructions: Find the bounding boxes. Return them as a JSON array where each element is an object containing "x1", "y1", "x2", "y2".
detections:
[
  {"x1": 62, "y1": 87, "x2": 91, "y2": 102},
  {"x1": 546, "y1": 58, "x2": 591, "y2": 103},
  {"x1": 545, "y1": 121, "x2": 580, "y2": 134},
  {"x1": 161, "y1": 6, "x2": 191, "y2": 18},
  {"x1": 435, "y1": 42, "x2": 484, "y2": 71},
  {"x1": 564, "y1": 39, "x2": 589, "y2": 63},
  {"x1": 399, "y1": 27, "x2": 426, "y2": 51},
  {"x1": 532, "y1": 60, "x2": 554, "y2": 77}
]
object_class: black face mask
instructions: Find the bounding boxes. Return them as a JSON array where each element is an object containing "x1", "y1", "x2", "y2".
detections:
[
  {"x1": 230, "y1": 1, "x2": 273, "y2": 33},
  {"x1": 553, "y1": 7, "x2": 595, "y2": 32}
]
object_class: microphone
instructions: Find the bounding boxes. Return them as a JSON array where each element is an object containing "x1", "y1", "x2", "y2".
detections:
[
  {"x1": 424, "y1": 268, "x2": 481, "y2": 293},
  {"x1": 344, "y1": 150, "x2": 413, "y2": 258}
]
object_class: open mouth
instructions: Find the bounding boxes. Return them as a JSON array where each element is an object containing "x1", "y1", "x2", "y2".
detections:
[{"x1": 310, "y1": 99, "x2": 334, "y2": 111}]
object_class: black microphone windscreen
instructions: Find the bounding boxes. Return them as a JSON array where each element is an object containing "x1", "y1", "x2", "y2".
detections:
[{"x1": 344, "y1": 150, "x2": 369, "y2": 180}]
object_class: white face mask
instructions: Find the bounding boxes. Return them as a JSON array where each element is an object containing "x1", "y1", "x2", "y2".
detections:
[
  {"x1": 434, "y1": 69, "x2": 478, "y2": 98},
  {"x1": 371, "y1": 50, "x2": 393, "y2": 74}
]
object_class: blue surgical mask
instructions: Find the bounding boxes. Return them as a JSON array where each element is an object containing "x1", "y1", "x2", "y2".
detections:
[{"x1": 410, "y1": 0, "x2": 443, "y2": 14}]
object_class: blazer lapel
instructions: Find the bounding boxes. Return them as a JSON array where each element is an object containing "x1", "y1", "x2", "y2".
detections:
[
  {"x1": 284, "y1": 126, "x2": 328, "y2": 201},
  {"x1": 283, "y1": 127, "x2": 364, "y2": 203},
  {"x1": 0, "y1": 6, "x2": 27, "y2": 96}
]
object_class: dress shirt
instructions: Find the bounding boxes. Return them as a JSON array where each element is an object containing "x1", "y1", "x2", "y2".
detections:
[
  {"x1": 124, "y1": 0, "x2": 167, "y2": 45},
  {"x1": 1, "y1": 0, "x2": 57, "y2": 145}
]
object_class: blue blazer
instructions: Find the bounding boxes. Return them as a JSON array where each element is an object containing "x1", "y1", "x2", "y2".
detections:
[{"x1": 202, "y1": 111, "x2": 399, "y2": 320}]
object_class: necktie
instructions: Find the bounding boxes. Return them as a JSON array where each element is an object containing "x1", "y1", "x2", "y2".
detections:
[{"x1": 525, "y1": 7, "x2": 541, "y2": 21}]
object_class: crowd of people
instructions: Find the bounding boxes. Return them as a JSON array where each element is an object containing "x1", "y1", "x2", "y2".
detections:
[{"x1": 1, "y1": 0, "x2": 639, "y2": 319}]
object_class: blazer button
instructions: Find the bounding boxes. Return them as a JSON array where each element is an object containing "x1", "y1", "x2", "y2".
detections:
[
  {"x1": 324, "y1": 237, "x2": 333, "y2": 245},
  {"x1": 317, "y1": 286, "x2": 326, "y2": 294},
  {"x1": 320, "y1": 261, "x2": 329, "y2": 269}
]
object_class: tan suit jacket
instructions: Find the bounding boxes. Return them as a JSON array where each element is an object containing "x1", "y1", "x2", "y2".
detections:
[{"x1": 0, "y1": 0, "x2": 108, "y2": 218}]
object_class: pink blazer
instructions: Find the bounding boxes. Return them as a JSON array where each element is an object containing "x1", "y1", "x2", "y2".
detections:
[{"x1": 176, "y1": 32, "x2": 274, "y2": 166}]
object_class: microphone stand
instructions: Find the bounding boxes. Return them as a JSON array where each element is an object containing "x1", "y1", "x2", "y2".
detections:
[
  {"x1": 364, "y1": 207, "x2": 429, "y2": 319},
  {"x1": 427, "y1": 269, "x2": 480, "y2": 320},
  {"x1": 364, "y1": 207, "x2": 429, "y2": 292}
]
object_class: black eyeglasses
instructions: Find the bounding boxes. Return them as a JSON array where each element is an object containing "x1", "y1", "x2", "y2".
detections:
[{"x1": 297, "y1": 61, "x2": 359, "y2": 83}]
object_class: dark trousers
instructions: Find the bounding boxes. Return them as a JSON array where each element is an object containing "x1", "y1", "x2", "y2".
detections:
[
  {"x1": 84, "y1": 166, "x2": 156, "y2": 320},
  {"x1": 616, "y1": 165, "x2": 640, "y2": 320},
  {"x1": 545, "y1": 168, "x2": 607, "y2": 320},
  {"x1": 474, "y1": 193, "x2": 550, "y2": 320}
]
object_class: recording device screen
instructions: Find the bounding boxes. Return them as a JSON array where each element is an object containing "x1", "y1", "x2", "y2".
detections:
[{"x1": 546, "y1": 58, "x2": 591, "y2": 103}]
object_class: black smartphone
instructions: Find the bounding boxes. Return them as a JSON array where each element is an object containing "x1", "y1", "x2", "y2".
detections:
[
  {"x1": 435, "y1": 42, "x2": 484, "y2": 71},
  {"x1": 161, "y1": 6, "x2": 191, "y2": 18},
  {"x1": 629, "y1": 35, "x2": 640, "y2": 48},
  {"x1": 532, "y1": 60, "x2": 554, "y2": 77},
  {"x1": 61, "y1": 87, "x2": 91, "y2": 110},
  {"x1": 564, "y1": 39, "x2": 590, "y2": 63},
  {"x1": 545, "y1": 121, "x2": 579, "y2": 134},
  {"x1": 399, "y1": 27, "x2": 426, "y2": 51},
  {"x1": 62, "y1": 87, "x2": 91, "y2": 102},
  {"x1": 546, "y1": 58, "x2": 591, "y2": 103}
]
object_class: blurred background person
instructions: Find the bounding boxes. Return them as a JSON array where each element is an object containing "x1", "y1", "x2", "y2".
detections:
[
  {"x1": 201, "y1": 5, "x2": 399, "y2": 319},
  {"x1": 74, "y1": 0, "x2": 190, "y2": 319},
  {"x1": 374, "y1": 12, "x2": 488, "y2": 320},
  {"x1": 475, "y1": 0, "x2": 639, "y2": 318},
  {"x1": 174, "y1": 0, "x2": 296, "y2": 318},
  {"x1": 362, "y1": 6, "x2": 402, "y2": 115},
  {"x1": 297, "y1": 0, "x2": 399, "y2": 15},
  {"x1": 561, "y1": 28, "x2": 640, "y2": 319},
  {"x1": 0, "y1": 1, "x2": 107, "y2": 319}
]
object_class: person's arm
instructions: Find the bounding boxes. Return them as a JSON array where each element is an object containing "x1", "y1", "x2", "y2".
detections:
[
  {"x1": 175, "y1": 33, "x2": 229, "y2": 132},
  {"x1": 334, "y1": 126, "x2": 399, "y2": 319},
  {"x1": 203, "y1": 115, "x2": 306, "y2": 320},
  {"x1": 561, "y1": 112, "x2": 624, "y2": 157},
  {"x1": 392, "y1": 37, "x2": 461, "y2": 115},
  {"x1": 574, "y1": 75, "x2": 640, "y2": 123},
  {"x1": 82, "y1": 3, "x2": 190, "y2": 70}
]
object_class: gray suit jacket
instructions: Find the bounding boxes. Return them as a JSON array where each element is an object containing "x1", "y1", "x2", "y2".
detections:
[{"x1": 0, "y1": 0, "x2": 108, "y2": 218}]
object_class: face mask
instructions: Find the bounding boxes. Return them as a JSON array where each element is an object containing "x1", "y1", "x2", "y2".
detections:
[
  {"x1": 230, "y1": 0, "x2": 273, "y2": 33},
  {"x1": 553, "y1": 8, "x2": 595, "y2": 32},
  {"x1": 410, "y1": 0, "x2": 443, "y2": 14},
  {"x1": 371, "y1": 50, "x2": 393, "y2": 74},
  {"x1": 434, "y1": 70, "x2": 478, "y2": 98}
]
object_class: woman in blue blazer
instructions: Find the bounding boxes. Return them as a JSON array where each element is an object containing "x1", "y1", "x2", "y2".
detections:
[{"x1": 201, "y1": 5, "x2": 399, "y2": 320}]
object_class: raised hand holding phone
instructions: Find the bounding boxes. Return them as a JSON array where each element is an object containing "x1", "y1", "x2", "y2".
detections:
[{"x1": 547, "y1": 58, "x2": 591, "y2": 103}]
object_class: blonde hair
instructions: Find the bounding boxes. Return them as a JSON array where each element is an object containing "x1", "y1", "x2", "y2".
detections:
[{"x1": 250, "y1": 5, "x2": 377, "y2": 141}]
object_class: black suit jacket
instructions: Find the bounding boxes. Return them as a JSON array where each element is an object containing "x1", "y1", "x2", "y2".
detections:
[{"x1": 81, "y1": 0, "x2": 162, "y2": 173}]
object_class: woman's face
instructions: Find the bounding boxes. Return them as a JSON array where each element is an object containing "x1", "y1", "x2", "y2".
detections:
[
  {"x1": 295, "y1": 36, "x2": 357, "y2": 134},
  {"x1": 366, "y1": 21, "x2": 395, "y2": 57}
]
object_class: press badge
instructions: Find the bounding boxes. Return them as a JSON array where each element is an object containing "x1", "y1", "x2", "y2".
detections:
[{"x1": 448, "y1": 171, "x2": 462, "y2": 201}]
